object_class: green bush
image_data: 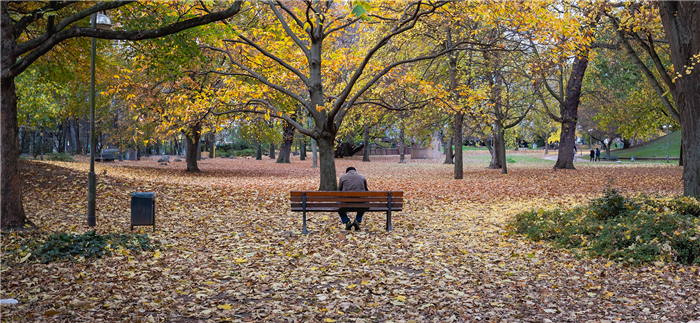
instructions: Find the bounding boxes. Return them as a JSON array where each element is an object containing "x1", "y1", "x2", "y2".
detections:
[
  {"x1": 20, "y1": 231, "x2": 154, "y2": 263},
  {"x1": 233, "y1": 148, "x2": 256, "y2": 157},
  {"x1": 506, "y1": 156, "x2": 517, "y2": 163},
  {"x1": 46, "y1": 152, "x2": 73, "y2": 162},
  {"x1": 509, "y1": 192, "x2": 700, "y2": 265}
]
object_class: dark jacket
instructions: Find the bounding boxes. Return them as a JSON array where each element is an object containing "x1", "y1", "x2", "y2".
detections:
[{"x1": 338, "y1": 170, "x2": 368, "y2": 191}]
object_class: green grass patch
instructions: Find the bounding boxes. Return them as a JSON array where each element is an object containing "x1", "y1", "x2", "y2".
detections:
[
  {"x1": 613, "y1": 131, "x2": 681, "y2": 158},
  {"x1": 509, "y1": 187, "x2": 700, "y2": 265},
  {"x1": 16, "y1": 231, "x2": 155, "y2": 263}
]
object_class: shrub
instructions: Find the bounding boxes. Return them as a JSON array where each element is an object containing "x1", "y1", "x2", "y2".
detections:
[
  {"x1": 509, "y1": 190, "x2": 700, "y2": 265},
  {"x1": 506, "y1": 156, "x2": 517, "y2": 163},
  {"x1": 19, "y1": 231, "x2": 154, "y2": 263},
  {"x1": 233, "y1": 148, "x2": 256, "y2": 157},
  {"x1": 46, "y1": 152, "x2": 73, "y2": 162}
]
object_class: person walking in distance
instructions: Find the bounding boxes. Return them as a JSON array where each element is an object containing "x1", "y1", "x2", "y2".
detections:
[
  {"x1": 595, "y1": 148, "x2": 601, "y2": 162},
  {"x1": 338, "y1": 167, "x2": 368, "y2": 231}
]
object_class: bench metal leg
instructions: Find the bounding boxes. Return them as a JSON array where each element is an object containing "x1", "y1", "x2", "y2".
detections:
[
  {"x1": 302, "y1": 211, "x2": 308, "y2": 234},
  {"x1": 386, "y1": 210, "x2": 392, "y2": 232}
]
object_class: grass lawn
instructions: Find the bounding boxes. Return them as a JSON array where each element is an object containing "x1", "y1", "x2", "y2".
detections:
[
  {"x1": 613, "y1": 131, "x2": 681, "y2": 158},
  {"x1": 1, "y1": 155, "x2": 694, "y2": 322}
]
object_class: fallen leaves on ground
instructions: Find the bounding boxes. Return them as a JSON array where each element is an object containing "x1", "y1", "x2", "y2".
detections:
[{"x1": 1, "y1": 153, "x2": 698, "y2": 322}]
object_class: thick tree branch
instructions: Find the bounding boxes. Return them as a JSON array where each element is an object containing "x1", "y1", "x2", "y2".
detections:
[
  {"x1": 8, "y1": 1, "x2": 243, "y2": 78},
  {"x1": 268, "y1": 1, "x2": 310, "y2": 60}
]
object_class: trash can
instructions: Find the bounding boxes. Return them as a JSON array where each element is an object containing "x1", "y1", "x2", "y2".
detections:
[
  {"x1": 631, "y1": 156, "x2": 635, "y2": 162},
  {"x1": 131, "y1": 192, "x2": 155, "y2": 232}
]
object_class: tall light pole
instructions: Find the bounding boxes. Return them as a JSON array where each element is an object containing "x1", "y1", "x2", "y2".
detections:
[{"x1": 87, "y1": 12, "x2": 112, "y2": 227}]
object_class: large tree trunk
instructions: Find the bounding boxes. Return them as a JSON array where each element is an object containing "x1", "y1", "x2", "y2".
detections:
[
  {"x1": 554, "y1": 54, "x2": 590, "y2": 169},
  {"x1": 277, "y1": 120, "x2": 295, "y2": 163},
  {"x1": 316, "y1": 135, "x2": 338, "y2": 191},
  {"x1": 269, "y1": 143, "x2": 275, "y2": 159},
  {"x1": 454, "y1": 113, "x2": 463, "y2": 179},
  {"x1": 362, "y1": 124, "x2": 370, "y2": 162},
  {"x1": 300, "y1": 138, "x2": 306, "y2": 160},
  {"x1": 184, "y1": 125, "x2": 201, "y2": 172},
  {"x1": 443, "y1": 137, "x2": 454, "y2": 164},
  {"x1": 256, "y1": 140, "x2": 262, "y2": 160},
  {"x1": 1, "y1": 71, "x2": 29, "y2": 230},
  {"x1": 497, "y1": 129, "x2": 507, "y2": 174},
  {"x1": 488, "y1": 127, "x2": 504, "y2": 170},
  {"x1": 660, "y1": 1, "x2": 700, "y2": 197}
]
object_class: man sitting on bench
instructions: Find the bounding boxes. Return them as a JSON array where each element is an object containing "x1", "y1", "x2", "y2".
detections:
[{"x1": 338, "y1": 167, "x2": 368, "y2": 231}]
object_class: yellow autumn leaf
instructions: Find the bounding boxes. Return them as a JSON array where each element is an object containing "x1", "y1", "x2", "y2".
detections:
[{"x1": 217, "y1": 304, "x2": 232, "y2": 310}]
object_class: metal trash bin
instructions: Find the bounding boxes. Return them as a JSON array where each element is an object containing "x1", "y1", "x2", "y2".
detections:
[{"x1": 131, "y1": 192, "x2": 155, "y2": 232}]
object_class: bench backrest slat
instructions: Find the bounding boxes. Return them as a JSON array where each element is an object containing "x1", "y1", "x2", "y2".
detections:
[
  {"x1": 291, "y1": 202, "x2": 404, "y2": 208},
  {"x1": 290, "y1": 197, "x2": 404, "y2": 203},
  {"x1": 290, "y1": 191, "x2": 403, "y2": 198}
]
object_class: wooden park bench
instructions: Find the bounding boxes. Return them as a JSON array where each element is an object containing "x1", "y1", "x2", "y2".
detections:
[{"x1": 290, "y1": 191, "x2": 403, "y2": 234}]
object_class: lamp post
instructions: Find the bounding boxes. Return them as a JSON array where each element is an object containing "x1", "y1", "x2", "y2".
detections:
[
  {"x1": 87, "y1": 12, "x2": 112, "y2": 227},
  {"x1": 663, "y1": 125, "x2": 671, "y2": 163}
]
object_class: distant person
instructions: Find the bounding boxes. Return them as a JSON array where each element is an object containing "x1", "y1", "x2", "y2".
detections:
[
  {"x1": 595, "y1": 148, "x2": 601, "y2": 162},
  {"x1": 338, "y1": 167, "x2": 368, "y2": 231},
  {"x1": 590, "y1": 149, "x2": 595, "y2": 162},
  {"x1": 573, "y1": 146, "x2": 577, "y2": 161}
]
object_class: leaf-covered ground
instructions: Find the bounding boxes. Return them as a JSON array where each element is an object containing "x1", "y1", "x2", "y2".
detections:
[{"x1": 2, "y1": 153, "x2": 699, "y2": 322}]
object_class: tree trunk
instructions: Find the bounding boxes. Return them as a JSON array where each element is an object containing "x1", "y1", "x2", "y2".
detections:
[
  {"x1": 488, "y1": 127, "x2": 503, "y2": 169},
  {"x1": 1, "y1": 69, "x2": 29, "y2": 230},
  {"x1": 443, "y1": 137, "x2": 454, "y2": 164},
  {"x1": 680, "y1": 143, "x2": 683, "y2": 167},
  {"x1": 209, "y1": 132, "x2": 215, "y2": 158},
  {"x1": 19, "y1": 126, "x2": 25, "y2": 155},
  {"x1": 185, "y1": 128, "x2": 201, "y2": 172},
  {"x1": 196, "y1": 140, "x2": 201, "y2": 161},
  {"x1": 311, "y1": 138, "x2": 318, "y2": 168},
  {"x1": 277, "y1": 120, "x2": 295, "y2": 163},
  {"x1": 554, "y1": 54, "x2": 590, "y2": 169},
  {"x1": 73, "y1": 118, "x2": 82, "y2": 154},
  {"x1": 660, "y1": 1, "x2": 700, "y2": 197},
  {"x1": 256, "y1": 140, "x2": 262, "y2": 160},
  {"x1": 316, "y1": 135, "x2": 338, "y2": 191},
  {"x1": 64, "y1": 119, "x2": 73, "y2": 154},
  {"x1": 269, "y1": 143, "x2": 275, "y2": 159},
  {"x1": 40, "y1": 128, "x2": 44, "y2": 161},
  {"x1": 300, "y1": 139, "x2": 306, "y2": 161},
  {"x1": 399, "y1": 124, "x2": 406, "y2": 163},
  {"x1": 362, "y1": 123, "x2": 370, "y2": 162},
  {"x1": 497, "y1": 129, "x2": 507, "y2": 174},
  {"x1": 454, "y1": 113, "x2": 463, "y2": 179},
  {"x1": 83, "y1": 119, "x2": 89, "y2": 153}
]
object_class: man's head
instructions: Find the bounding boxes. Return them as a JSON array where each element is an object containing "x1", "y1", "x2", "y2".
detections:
[{"x1": 346, "y1": 167, "x2": 356, "y2": 173}]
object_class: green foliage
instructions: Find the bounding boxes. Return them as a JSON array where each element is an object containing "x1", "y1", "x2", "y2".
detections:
[
  {"x1": 590, "y1": 185, "x2": 635, "y2": 220},
  {"x1": 46, "y1": 152, "x2": 73, "y2": 162},
  {"x1": 20, "y1": 231, "x2": 154, "y2": 263},
  {"x1": 509, "y1": 191, "x2": 700, "y2": 265},
  {"x1": 506, "y1": 156, "x2": 517, "y2": 163},
  {"x1": 232, "y1": 148, "x2": 256, "y2": 157},
  {"x1": 216, "y1": 143, "x2": 256, "y2": 157}
]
